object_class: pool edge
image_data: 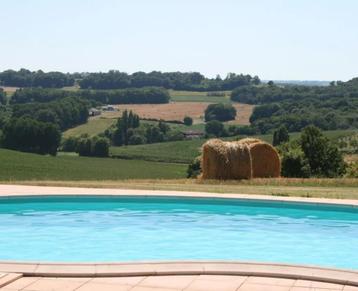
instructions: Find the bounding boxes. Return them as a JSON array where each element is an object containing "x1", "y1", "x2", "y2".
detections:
[{"x1": 1, "y1": 184, "x2": 358, "y2": 207}]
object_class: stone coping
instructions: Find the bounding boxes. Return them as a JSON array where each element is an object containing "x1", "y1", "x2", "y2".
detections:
[
  {"x1": 1, "y1": 184, "x2": 358, "y2": 207},
  {"x1": 0, "y1": 262, "x2": 357, "y2": 286}
]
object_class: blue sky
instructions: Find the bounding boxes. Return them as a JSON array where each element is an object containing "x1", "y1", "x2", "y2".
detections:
[{"x1": 1, "y1": 0, "x2": 357, "y2": 80}]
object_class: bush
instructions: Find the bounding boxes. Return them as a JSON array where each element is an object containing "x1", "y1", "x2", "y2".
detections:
[
  {"x1": 187, "y1": 157, "x2": 202, "y2": 178},
  {"x1": 61, "y1": 136, "x2": 79, "y2": 152},
  {"x1": 128, "y1": 134, "x2": 146, "y2": 145},
  {"x1": 77, "y1": 136, "x2": 109, "y2": 157},
  {"x1": 204, "y1": 103, "x2": 236, "y2": 122},
  {"x1": 345, "y1": 162, "x2": 358, "y2": 178},
  {"x1": 183, "y1": 116, "x2": 193, "y2": 126},
  {"x1": 281, "y1": 147, "x2": 311, "y2": 178},
  {"x1": 205, "y1": 120, "x2": 225, "y2": 137}
]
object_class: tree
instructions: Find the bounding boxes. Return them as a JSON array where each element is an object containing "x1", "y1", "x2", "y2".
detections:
[
  {"x1": 1, "y1": 117, "x2": 61, "y2": 155},
  {"x1": 204, "y1": 103, "x2": 236, "y2": 122},
  {"x1": 112, "y1": 110, "x2": 140, "y2": 146},
  {"x1": 273, "y1": 126, "x2": 289, "y2": 146},
  {"x1": 300, "y1": 125, "x2": 346, "y2": 177},
  {"x1": 205, "y1": 120, "x2": 224, "y2": 137},
  {"x1": 91, "y1": 137, "x2": 109, "y2": 157},
  {"x1": 183, "y1": 116, "x2": 193, "y2": 126}
]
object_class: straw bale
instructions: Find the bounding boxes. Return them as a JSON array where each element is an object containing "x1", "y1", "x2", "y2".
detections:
[
  {"x1": 201, "y1": 139, "x2": 252, "y2": 180},
  {"x1": 248, "y1": 141, "x2": 281, "y2": 178},
  {"x1": 201, "y1": 138, "x2": 281, "y2": 180}
]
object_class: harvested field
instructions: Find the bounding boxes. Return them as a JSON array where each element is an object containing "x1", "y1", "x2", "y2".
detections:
[
  {"x1": 0, "y1": 86, "x2": 18, "y2": 94},
  {"x1": 103, "y1": 102, "x2": 253, "y2": 125}
]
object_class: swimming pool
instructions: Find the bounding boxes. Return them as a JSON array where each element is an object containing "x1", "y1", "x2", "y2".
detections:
[{"x1": 0, "y1": 196, "x2": 357, "y2": 270}]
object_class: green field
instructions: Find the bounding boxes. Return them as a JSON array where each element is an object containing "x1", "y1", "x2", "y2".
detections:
[
  {"x1": 169, "y1": 90, "x2": 233, "y2": 103},
  {"x1": 63, "y1": 118, "x2": 116, "y2": 138},
  {"x1": 110, "y1": 134, "x2": 274, "y2": 163},
  {"x1": 110, "y1": 130, "x2": 357, "y2": 164},
  {"x1": 0, "y1": 149, "x2": 186, "y2": 180}
]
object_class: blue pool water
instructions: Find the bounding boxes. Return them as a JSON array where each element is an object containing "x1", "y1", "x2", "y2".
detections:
[{"x1": 0, "y1": 196, "x2": 358, "y2": 269}]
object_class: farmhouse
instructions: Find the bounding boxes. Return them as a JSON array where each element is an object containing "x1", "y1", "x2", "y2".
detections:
[
  {"x1": 89, "y1": 108, "x2": 101, "y2": 116},
  {"x1": 181, "y1": 130, "x2": 204, "y2": 140}
]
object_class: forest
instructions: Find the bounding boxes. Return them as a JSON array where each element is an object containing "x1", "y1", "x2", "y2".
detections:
[
  {"x1": 10, "y1": 87, "x2": 170, "y2": 104},
  {"x1": 232, "y1": 78, "x2": 358, "y2": 133}
]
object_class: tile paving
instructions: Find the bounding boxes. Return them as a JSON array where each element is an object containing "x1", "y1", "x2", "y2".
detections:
[{"x1": 1, "y1": 275, "x2": 357, "y2": 291}]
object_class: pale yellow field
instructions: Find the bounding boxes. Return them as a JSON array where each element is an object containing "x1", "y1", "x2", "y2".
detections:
[{"x1": 102, "y1": 102, "x2": 253, "y2": 125}]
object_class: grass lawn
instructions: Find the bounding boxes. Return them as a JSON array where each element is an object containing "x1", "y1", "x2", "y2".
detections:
[
  {"x1": 110, "y1": 129, "x2": 357, "y2": 164},
  {"x1": 0, "y1": 149, "x2": 186, "y2": 180},
  {"x1": 63, "y1": 117, "x2": 116, "y2": 138},
  {"x1": 6, "y1": 178, "x2": 358, "y2": 200}
]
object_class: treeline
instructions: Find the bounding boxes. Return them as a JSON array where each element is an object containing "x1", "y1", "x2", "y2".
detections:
[
  {"x1": 12, "y1": 97, "x2": 89, "y2": 130},
  {"x1": 231, "y1": 80, "x2": 358, "y2": 104},
  {"x1": 231, "y1": 79, "x2": 358, "y2": 133},
  {"x1": 0, "y1": 69, "x2": 75, "y2": 88},
  {"x1": 0, "y1": 69, "x2": 261, "y2": 91},
  {"x1": 11, "y1": 87, "x2": 170, "y2": 104},
  {"x1": 79, "y1": 71, "x2": 260, "y2": 91}
]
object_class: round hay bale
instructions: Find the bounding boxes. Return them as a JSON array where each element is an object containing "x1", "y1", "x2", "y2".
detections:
[
  {"x1": 201, "y1": 139, "x2": 252, "y2": 180},
  {"x1": 237, "y1": 138, "x2": 261, "y2": 145},
  {"x1": 248, "y1": 142, "x2": 281, "y2": 178}
]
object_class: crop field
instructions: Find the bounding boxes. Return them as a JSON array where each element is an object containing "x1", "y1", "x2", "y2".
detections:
[
  {"x1": 0, "y1": 149, "x2": 186, "y2": 180},
  {"x1": 102, "y1": 102, "x2": 254, "y2": 125},
  {"x1": 63, "y1": 117, "x2": 116, "y2": 138}
]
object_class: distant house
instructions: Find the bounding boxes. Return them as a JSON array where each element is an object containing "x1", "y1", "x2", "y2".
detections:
[
  {"x1": 181, "y1": 130, "x2": 204, "y2": 140},
  {"x1": 89, "y1": 108, "x2": 101, "y2": 116},
  {"x1": 102, "y1": 105, "x2": 115, "y2": 111}
]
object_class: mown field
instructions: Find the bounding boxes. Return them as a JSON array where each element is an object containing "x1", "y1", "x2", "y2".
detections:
[
  {"x1": 63, "y1": 117, "x2": 116, "y2": 138},
  {"x1": 0, "y1": 149, "x2": 186, "y2": 180},
  {"x1": 110, "y1": 129, "x2": 357, "y2": 163},
  {"x1": 169, "y1": 90, "x2": 232, "y2": 103}
]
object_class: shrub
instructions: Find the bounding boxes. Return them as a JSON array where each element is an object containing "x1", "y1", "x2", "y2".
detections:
[
  {"x1": 77, "y1": 136, "x2": 109, "y2": 157},
  {"x1": 61, "y1": 136, "x2": 79, "y2": 152},
  {"x1": 183, "y1": 116, "x2": 193, "y2": 126},
  {"x1": 128, "y1": 134, "x2": 146, "y2": 145},
  {"x1": 281, "y1": 147, "x2": 311, "y2": 178},
  {"x1": 204, "y1": 103, "x2": 236, "y2": 122},
  {"x1": 205, "y1": 120, "x2": 225, "y2": 137},
  {"x1": 187, "y1": 157, "x2": 202, "y2": 178}
]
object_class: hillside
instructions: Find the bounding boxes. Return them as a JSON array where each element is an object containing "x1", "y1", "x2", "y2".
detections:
[
  {"x1": 110, "y1": 129, "x2": 356, "y2": 164},
  {"x1": 0, "y1": 149, "x2": 186, "y2": 180}
]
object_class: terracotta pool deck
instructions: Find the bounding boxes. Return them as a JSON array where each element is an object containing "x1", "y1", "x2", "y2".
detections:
[
  {"x1": 1, "y1": 273, "x2": 357, "y2": 291},
  {"x1": 0, "y1": 185, "x2": 357, "y2": 290}
]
